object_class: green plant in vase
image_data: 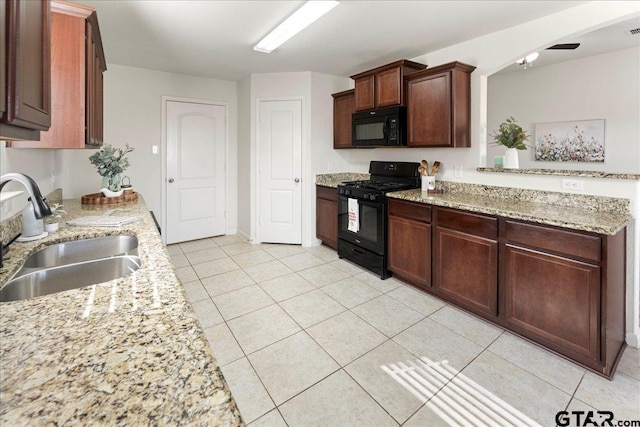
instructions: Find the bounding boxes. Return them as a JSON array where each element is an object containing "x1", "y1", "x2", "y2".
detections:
[
  {"x1": 490, "y1": 116, "x2": 530, "y2": 169},
  {"x1": 89, "y1": 144, "x2": 134, "y2": 194}
]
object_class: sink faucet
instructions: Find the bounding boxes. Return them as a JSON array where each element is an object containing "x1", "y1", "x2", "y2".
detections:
[
  {"x1": 0, "y1": 173, "x2": 52, "y2": 268},
  {"x1": 0, "y1": 173, "x2": 52, "y2": 218}
]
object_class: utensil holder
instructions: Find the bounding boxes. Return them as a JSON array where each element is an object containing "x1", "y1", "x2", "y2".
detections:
[{"x1": 421, "y1": 175, "x2": 436, "y2": 191}]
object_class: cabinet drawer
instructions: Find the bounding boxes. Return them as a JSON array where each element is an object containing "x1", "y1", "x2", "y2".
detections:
[
  {"x1": 436, "y1": 207, "x2": 497, "y2": 238},
  {"x1": 388, "y1": 199, "x2": 431, "y2": 223},
  {"x1": 316, "y1": 185, "x2": 338, "y2": 202},
  {"x1": 504, "y1": 220, "x2": 601, "y2": 263}
]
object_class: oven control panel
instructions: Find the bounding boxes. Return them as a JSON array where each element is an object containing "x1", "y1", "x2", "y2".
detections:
[{"x1": 338, "y1": 187, "x2": 382, "y2": 202}]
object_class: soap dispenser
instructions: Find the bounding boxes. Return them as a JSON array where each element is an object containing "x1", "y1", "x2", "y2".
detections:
[{"x1": 22, "y1": 197, "x2": 45, "y2": 237}]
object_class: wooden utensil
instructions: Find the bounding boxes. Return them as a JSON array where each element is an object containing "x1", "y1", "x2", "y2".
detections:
[
  {"x1": 431, "y1": 161, "x2": 441, "y2": 176},
  {"x1": 420, "y1": 160, "x2": 429, "y2": 176}
]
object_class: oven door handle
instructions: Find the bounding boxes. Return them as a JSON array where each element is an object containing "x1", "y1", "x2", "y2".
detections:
[{"x1": 338, "y1": 195, "x2": 383, "y2": 208}]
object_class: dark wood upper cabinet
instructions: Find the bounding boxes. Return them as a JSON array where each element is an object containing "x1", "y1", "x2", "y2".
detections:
[
  {"x1": 316, "y1": 185, "x2": 339, "y2": 250},
  {"x1": 0, "y1": 0, "x2": 51, "y2": 141},
  {"x1": 0, "y1": 2, "x2": 5, "y2": 123},
  {"x1": 332, "y1": 89, "x2": 355, "y2": 149},
  {"x1": 85, "y1": 14, "x2": 105, "y2": 146},
  {"x1": 354, "y1": 75, "x2": 374, "y2": 111},
  {"x1": 351, "y1": 60, "x2": 426, "y2": 112},
  {"x1": 406, "y1": 61, "x2": 475, "y2": 147},
  {"x1": 8, "y1": 0, "x2": 106, "y2": 149}
]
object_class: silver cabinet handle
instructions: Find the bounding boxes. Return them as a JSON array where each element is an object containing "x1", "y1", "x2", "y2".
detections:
[
  {"x1": 168, "y1": 178, "x2": 175, "y2": 183},
  {"x1": 294, "y1": 178, "x2": 300, "y2": 183}
]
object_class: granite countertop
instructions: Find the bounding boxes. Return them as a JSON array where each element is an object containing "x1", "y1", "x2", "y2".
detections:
[
  {"x1": 315, "y1": 172, "x2": 370, "y2": 188},
  {"x1": 0, "y1": 196, "x2": 243, "y2": 426},
  {"x1": 388, "y1": 189, "x2": 630, "y2": 235}
]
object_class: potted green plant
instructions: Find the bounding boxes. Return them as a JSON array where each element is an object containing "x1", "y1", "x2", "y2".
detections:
[
  {"x1": 44, "y1": 203, "x2": 67, "y2": 233},
  {"x1": 89, "y1": 144, "x2": 134, "y2": 196},
  {"x1": 490, "y1": 116, "x2": 530, "y2": 169}
]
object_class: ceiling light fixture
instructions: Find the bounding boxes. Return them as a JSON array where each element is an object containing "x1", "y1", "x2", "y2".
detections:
[
  {"x1": 516, "y1": 52, "x2": 539, "y2": 70},
  {"x1": 253, "y1": 1, "x2": 340, "y2": 54}
]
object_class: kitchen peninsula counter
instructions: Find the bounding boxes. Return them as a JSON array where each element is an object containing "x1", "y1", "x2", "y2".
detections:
[
  {"x1": 0, "y1": 196, "x2": 243, "y2": 426},
  {"x1": 388, "y1": 188, "x2": 630, "y2": 235}
]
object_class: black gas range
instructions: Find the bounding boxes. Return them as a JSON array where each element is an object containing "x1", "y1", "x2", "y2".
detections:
[{"x1": 337, "y1": 161, "x2": 420, "y2": 279}]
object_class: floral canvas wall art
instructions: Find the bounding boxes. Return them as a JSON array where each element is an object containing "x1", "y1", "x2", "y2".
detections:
[{"x1": 535, "y1": 119, "x2": 605, "y2": 163}]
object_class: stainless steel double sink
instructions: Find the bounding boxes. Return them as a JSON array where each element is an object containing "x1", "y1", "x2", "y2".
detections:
[{"x1": 0, "y1": 235, "x2": 142, "y2": 302}]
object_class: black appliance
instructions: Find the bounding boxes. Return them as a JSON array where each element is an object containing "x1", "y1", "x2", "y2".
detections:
[
  {"x1": 337, "y1": 161, "x2": 420, "y2": 279},
  {"x1": 352, "y1": 106, "x2": 407, "y2": 147}
]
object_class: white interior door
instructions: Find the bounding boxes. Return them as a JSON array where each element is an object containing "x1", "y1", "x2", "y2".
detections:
[
  {"x1": 166, "y1": 100, "x2": 226, "y2": 244},
  {"x1": 258, "y1": 99, "x2": 302, "y2": 244}
]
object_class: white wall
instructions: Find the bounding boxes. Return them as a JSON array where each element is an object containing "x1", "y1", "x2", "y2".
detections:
[
  {"x1": 241, "y1": 71, "x2": 353, "y2": 246},
  {"x1": 56, "y1": 64, "x2": 239, "y2": 235},
  {"x1": 308, "y1": 72, "x2": 354, "y2": 245},
  {"x1": 487, "y1": 47, "x2": 640, "y2": 172},
  {"x1": 0, "y1": 145, "x2": 57, "y2": 219},
  {"x1": 237, "y1": 76, "x2": 251, "y2": 240}
]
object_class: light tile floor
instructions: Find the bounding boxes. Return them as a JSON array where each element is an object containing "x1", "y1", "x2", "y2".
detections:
[{"x1": 168, "y1": 236, "x2": 640, "y2": 427}]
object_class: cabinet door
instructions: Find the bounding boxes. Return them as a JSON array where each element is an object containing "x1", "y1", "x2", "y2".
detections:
[
  {"x1": 20, "y1": 9, "x2": 85, "y2": 148},
  {"x1": 433, "y1": 226, "x2": 498, "y2": 316},
  {"x1": 0, "y1": 2, "x2": 6, "y2": 119},
  {"x1": 375, "y1": 67, "x2": 401, "y2": 108},
  {"x1": 316, "y1": 197, "x2": 338, "y2": 249},
  {"x1": 503, "y1": 244, "x2": 600, "y2": 360},
  {"x1": 316, "y1": 186, "x2": 338, "y2": 249},
  {"x1": 85, "y1": 18, "x2": 103, "y2": 146},
  {"x1": 354, "y1": 75, "x2": 374, "y2": 111},
  {"x1": 332, "y1": 90, "x2": 354, "y2": 149},
  {"x1": 407, "y1": 71, "x2": 451, "y2": 147},
  {"x1": 3, "y1": 0, "x2": 51, "y2": 131},
  {"x1": 388, "y1": 215, "x2": 431, "y2": 288}
]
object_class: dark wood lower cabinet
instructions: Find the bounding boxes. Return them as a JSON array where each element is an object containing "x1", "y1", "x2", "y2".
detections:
[
  {"x1": 433, "y1": 207, "x2": 498, "y2": 317},
  {"x1": 316, "y1": 185, "x2": 338, "y2": 249},
  {"x1": 385, "y1": 199, "x2": 626, "y2": 378},
  {"x1": 499, "y1": 219, "x2": 626, "y2": 377},
  {"x1": 388, "y1": 199, "x2": 432, "y2": 288},
  {"x1": 434, "y1": 226, "x2": 498, "y2": 317},
  {"x1": 502, "y1": 244, "x2": 600, "y2": 359},
  {"x1": 388, "y1": 215, "x2": 431, "y2": 288}
]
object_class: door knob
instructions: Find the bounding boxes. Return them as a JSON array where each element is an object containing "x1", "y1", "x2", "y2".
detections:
[
  {"x1": 168, "y1": 178, "x2": 174, "y2": 183},
  {"x1": 294, "y1": 178, "x2": 300, "y2": 183}
]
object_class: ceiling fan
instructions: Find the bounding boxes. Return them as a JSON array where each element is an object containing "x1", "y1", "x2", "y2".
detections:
[
  {"x1": 546, "y1": 43, "x2": 581, "y2": 50},
  {"x1": 516, "y1": 42, "x2": 580, "y2": 69}
]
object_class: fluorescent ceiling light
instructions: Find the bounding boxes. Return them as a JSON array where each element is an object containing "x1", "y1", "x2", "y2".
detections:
[{"x1": 254, "y1": 1, "x2": 340, "y2": 53}]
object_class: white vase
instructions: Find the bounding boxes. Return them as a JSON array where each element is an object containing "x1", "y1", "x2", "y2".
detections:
[
  {"x1": 101, "y1": 188, "x2": 124, "y2": 197},
  {"x1": 44, "y1": 222, "x2": 59, "y2": 233},
  {"x1": 504, "y1": 148, "x2": 519, "y2": 169}
]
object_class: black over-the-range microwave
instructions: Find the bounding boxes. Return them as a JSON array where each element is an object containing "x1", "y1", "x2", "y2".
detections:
[{"x1": 352, "y1": 106, "x2": 407, "y2": 147}]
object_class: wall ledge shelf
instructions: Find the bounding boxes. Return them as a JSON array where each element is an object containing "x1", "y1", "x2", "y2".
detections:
[
  {"x1": 477, "y1": 168, "x2": 640, "y2": 181},
  {"x1": 0, "y1": 191, "x2": 24, "y2": 204}
]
